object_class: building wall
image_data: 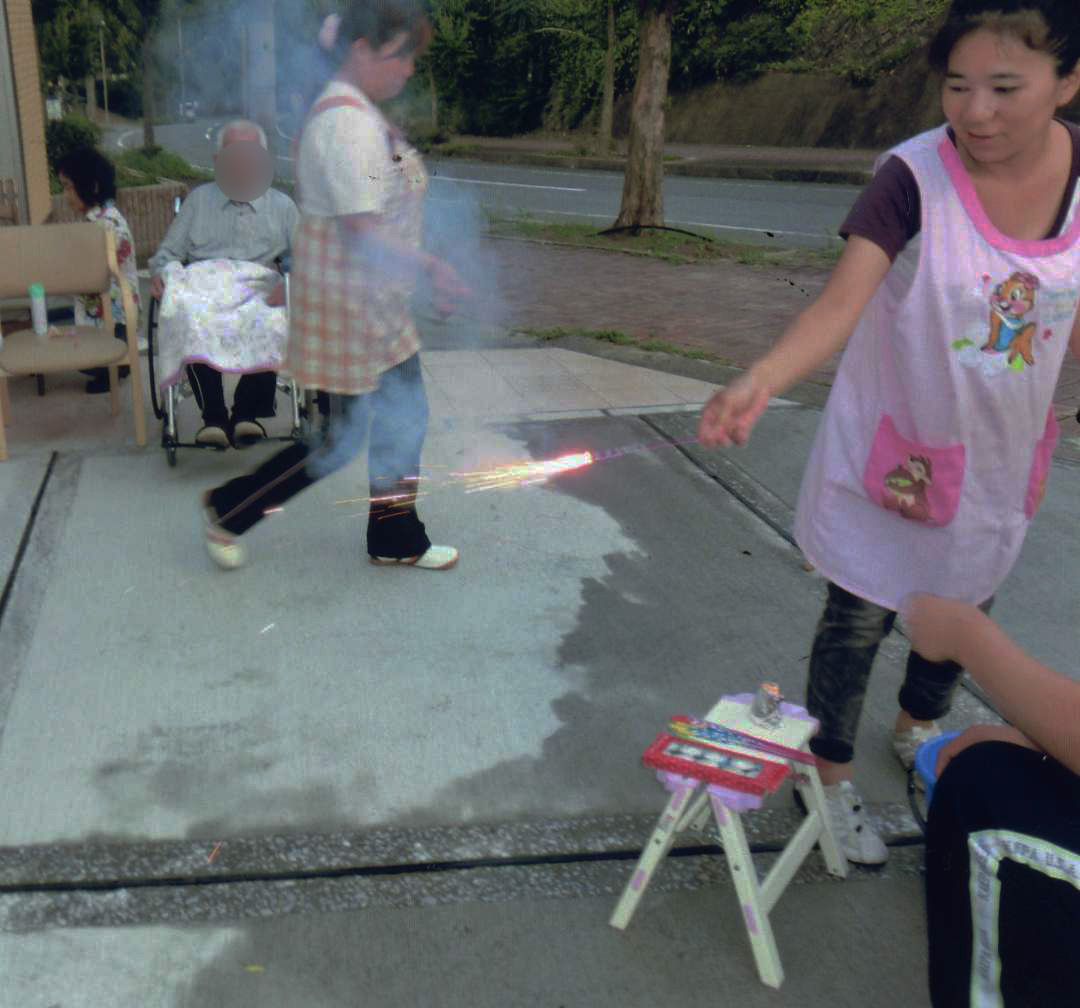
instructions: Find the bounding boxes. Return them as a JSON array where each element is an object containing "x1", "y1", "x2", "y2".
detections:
[
  {"x1": 0, "y1": 1, "x2": 22, "y2": 214},
  {"x1": 4, "y1": 0, "x2": 49, "y2": 223}
]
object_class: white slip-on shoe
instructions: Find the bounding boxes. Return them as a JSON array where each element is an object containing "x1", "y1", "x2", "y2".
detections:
[
  {"x1": 201, "y1": 493, "x2": 246, "y2": 570},
  {"x1": 195, "y1": 425, "x2": 229, "y2": 449},
  {"x1": 370, "y1": 545, "x2": 459, "y2": 570}
]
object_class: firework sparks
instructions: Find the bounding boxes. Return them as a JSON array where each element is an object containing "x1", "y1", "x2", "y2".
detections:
[
  {"x1": 329, "y1": 433, "x2": 704, "y2": 513},
  {"x1": 460, "y1": 451, "x2": 594, "y2": 494}
]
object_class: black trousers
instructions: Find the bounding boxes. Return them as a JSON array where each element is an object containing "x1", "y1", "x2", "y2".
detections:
[
  {"x1": 925, "y1": 741, "x2": 1080, "y2": 1006},
  {"x1": 807, "y1": 582, "x2": 994, "y2": 764},
  {"x1": 187, "y1": 363, "x2": 277, "y2": 428},
  {"x1": 207, "y1": 354, "x2": 431, "y2": 559}
]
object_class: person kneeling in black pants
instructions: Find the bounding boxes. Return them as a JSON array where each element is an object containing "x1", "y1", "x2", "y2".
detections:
[{"x1": 904, "y1": 595, "x2": 1080, "y2": 1008}]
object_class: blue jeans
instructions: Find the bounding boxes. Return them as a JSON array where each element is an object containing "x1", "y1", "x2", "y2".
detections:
[{"x1": 208, "y1": 354, "x2": 432, "y2": 558}]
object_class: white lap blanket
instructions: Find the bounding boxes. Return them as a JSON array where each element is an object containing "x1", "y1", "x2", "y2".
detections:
[{"x1": 156, "y1": 260, "x2": 289, "y2": 390}]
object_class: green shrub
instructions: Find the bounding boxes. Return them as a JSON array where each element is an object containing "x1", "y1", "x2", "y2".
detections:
[
  {"x1": 45, "y1": 114, "x2": 104, "y2": 171},
  {"x1": 111, "y1": 147, "x2": 212, "y2": 187}
]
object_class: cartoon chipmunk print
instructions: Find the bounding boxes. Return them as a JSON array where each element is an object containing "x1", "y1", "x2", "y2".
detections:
[
  {"x1": 982, "y1": 271, "x2": 1040, "y2": 367},
  {"x1": 883, "y1": 454, "x2": 933, "y2": 523}
]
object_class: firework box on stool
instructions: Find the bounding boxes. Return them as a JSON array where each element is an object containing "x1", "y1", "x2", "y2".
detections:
[{"x1": 610, "y1": 687, "x2": 849, "y2": 990}]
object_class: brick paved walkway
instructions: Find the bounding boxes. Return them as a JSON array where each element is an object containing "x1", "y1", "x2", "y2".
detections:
[{"x1": 494, "y1": 238, "x2": 1080, "y2": 423}]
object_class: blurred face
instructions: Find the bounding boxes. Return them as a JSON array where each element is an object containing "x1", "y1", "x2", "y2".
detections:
[
  {"x1": 214, "y1": 131, "x2": 273, "y2": 202},
  {"x1": 59, "y1": 173, "x2": 86, "y2": 214},
  {"x1": 348, "y1": 31, "x2": 420, "y2": 102},
  {"x1": 942, "y1": 28, "x2": 1080, "y2": 170}
]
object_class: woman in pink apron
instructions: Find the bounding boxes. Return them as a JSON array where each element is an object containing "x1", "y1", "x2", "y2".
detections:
[
  {"x1": 201, "y1": 0, "x2": 465, "y2": 572},
  {"x1": 699, "y1": 0, "x2": 1080, "y2": 868}
]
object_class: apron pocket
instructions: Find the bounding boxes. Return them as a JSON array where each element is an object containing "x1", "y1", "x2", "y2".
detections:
[
  {"x1": 863, "y1": 415, "x2": 966, "y2": 528},
  {"x1": 1024, "y1": 408, "x2": 1059, "y2": 520}
]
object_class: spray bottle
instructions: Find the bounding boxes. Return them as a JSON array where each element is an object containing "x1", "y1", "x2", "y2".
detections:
[{"x1": 29, "y1": 283, "x2": 48, "y2": 338}]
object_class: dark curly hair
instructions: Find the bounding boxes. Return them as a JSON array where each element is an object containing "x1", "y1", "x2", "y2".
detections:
[
  {"x1": 929, "y1": 1, "x2": 1080, "y2": 78},
  {"x1": 55, "y1": 146, "x2": 117, "y2": 210}
]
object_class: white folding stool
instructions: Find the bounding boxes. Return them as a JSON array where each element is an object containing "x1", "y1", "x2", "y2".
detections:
[{"x1": 610, "y1": 693, "x2": 849, "y2": 989}]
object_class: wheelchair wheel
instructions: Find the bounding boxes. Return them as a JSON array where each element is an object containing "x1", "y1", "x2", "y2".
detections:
[
  {"x1": 147, "y1": 297, "x2": 165, "y2": 421},
  {"x1": 166, "y1": 443, "x2": 177, "y2": 467}
]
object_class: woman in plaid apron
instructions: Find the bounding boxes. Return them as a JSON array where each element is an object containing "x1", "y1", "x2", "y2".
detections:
[{"x1": 201, "y1": 0, "x2": 465, "y2": 571}]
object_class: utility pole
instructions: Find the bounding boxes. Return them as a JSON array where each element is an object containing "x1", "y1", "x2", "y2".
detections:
[
  {"x1": 178, "y1": 12, "x2": 186, "y2": 107},
  {"x1": 246, "y1": 0, "x2": 277, "y2": 154},
  {"x1": 98, "y1": 17, "x2": 109, "y2": 124}
]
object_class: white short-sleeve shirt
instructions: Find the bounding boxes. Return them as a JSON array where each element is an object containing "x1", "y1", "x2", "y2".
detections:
[{"x1": 297, "y1": 81, "x2": 393, "y2": 218}]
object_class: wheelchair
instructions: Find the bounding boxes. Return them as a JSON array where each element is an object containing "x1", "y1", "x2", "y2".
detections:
[{"x1": 146, "y1": 266, "x2": 314, "y2": 467}]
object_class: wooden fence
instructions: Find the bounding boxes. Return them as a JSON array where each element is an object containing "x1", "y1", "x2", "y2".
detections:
[
  {"x1": 0, "y1": 178, "x2": 20, "y2": 226},
  {"x1": 47, "y1": 181, "x2": 191, "y2": 267}
]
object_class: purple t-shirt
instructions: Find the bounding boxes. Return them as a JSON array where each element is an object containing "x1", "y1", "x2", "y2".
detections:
[{"x1": 841, "y1": 118, "x2": 1080, "y2": 260}]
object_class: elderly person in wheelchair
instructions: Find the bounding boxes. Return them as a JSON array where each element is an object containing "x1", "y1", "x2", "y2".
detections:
[{"x1": 148, "y1": 119, "x2": 299, "y2": 449}]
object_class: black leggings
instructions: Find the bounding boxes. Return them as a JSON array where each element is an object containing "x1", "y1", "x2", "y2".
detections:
[
  {"x1": 187, "y1": 364, "x2": 277, "y2": 428},
  {"x1": 925, "y1": 742, "x2": 1080, "y2": 1006},
  {"x1": 207, "y1": 354, "x2": 431, "y2": 559},
  {"x1": 807, "y1": 583, "x2": 993, "y2": 764}
]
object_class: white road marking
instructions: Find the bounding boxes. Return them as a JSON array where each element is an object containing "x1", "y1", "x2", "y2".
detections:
[{"x1": 429, "y1": 177, "x2": 586, "y2": 193}]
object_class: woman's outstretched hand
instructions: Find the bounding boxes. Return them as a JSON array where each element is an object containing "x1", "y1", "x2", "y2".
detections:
[
  {"x1": 900, "y1": 593, "x2": 980, "y2": 664},
  {"x1": 699, "y1": 373, "x2": 771, "y2": 447},
  {"x1": 429, "y1": 260, "x2": 470, "y2": 318}
]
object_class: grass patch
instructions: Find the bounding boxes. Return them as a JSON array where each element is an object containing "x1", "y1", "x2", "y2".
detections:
[
  {"x1": 111, "y1": 146, "x2": 212, "y2": 187},
  {"x1": 527, "y1": 326, "x2": 636, "y2": 345},
  {"x1": 431, "y1": 142, "x2": 680, "y2": 163},
  {"x1": 522, "y1": 326, "x2": 736, "y2": 367},
  {"x1": 489, "y1": 214, "x2": 842, "y2": 269}
]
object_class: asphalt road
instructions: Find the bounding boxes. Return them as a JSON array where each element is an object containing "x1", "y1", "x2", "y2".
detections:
[{"x1": 111, "y1": 119, "x2": 859, "y2": 249}]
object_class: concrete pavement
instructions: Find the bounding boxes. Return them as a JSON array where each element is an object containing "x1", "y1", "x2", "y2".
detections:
[{"x1": 0, "y1": 250, "x2": 1077, "y2": 1006}]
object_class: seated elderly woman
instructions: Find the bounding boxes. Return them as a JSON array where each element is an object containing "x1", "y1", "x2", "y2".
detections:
[
  {"x1": 54, "y1": 146, "x2": 140, "y2": 394},
  {"x1": 148, "y1": 119, "x2": 298, "y2": 448}
]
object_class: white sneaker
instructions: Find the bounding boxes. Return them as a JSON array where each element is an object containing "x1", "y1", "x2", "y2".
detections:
[
  {"x1": 892, "y1": 722, "x2": 942, "y2": 773},
  {"x1": 822, "y1": 781, "x2": 888, "y2": 866},
  {"x1": 369, "y1": 545, "x2": 459, "y2": 570}
]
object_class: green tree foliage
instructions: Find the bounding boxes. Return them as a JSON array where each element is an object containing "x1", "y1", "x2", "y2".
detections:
[
  {"x1": 33, "y1": 0, "x2": 956, "y2": 140},
  {"x1": 674, "y1": 0, "x2": 804, "y2": 86},
  {"x1": 44, "y1": 111, "x2": 103, "y2": 169},
  {"x1": 789, "y1": 0, "x2": 950, "y2": 84},
  {"x1": 33, "y1": 0, "x2": 143, "y2": 96},
  {"x1": 412, "y1": 0, "x2": 827, "y2": 135}
]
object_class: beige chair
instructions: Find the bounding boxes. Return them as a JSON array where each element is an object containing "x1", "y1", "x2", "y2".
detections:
[{"x1": 0, "y1": 223, "x2": 147, "y2": 460}]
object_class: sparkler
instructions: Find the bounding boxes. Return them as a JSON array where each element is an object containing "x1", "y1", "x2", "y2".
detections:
[
  {"x1": 460, "y1": 451, "x2": 594, "y2": 494},
  {"x1": 325, "y1": 434, "x2": 704, "y2": 513}
]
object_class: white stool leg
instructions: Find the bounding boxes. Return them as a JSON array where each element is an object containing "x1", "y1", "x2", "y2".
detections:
[
  {"x1": 795, "y1": 766, "x2": 849, "y2": 879},
  {"x1": 711, "y1": 793, "x2": 784, "y2": 989},
  {"x1": 610, "y1": 779, "x2": 701, "y2": 930}
]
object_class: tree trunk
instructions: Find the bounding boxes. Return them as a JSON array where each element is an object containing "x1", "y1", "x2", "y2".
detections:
[
  {"x1": 598, "y1": 0, "x2": 616, "y2": 153},
  {"x1": 141, "y1": 37, "x2": 156, "y2": 148},
  {"x1": 614, "y1": 0, "x2": 675, "y2": 230},
  {"x1": 428, "y1": 61, "x2": 439, "y2": 132}
]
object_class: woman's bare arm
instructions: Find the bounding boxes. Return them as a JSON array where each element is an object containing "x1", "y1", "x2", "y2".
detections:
[
  {"x1": 751, "y1": 235, "x2": 893, "y2": 397},
  {"x1": 906, "y1": 597, "x2": 1080, "y2": 776},
  {"x1": 338, "y1": 212, "x2": 436, "y2": 280}
]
